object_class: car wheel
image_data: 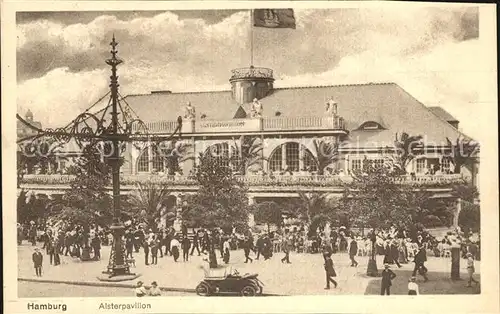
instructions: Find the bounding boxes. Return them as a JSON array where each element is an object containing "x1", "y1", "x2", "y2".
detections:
[
  {"x1": 240, "y1": 285, "x2": 257, "y2": 297},
  {"x1": 196, "y1": 282, "x2": 211, "y2": 296}
]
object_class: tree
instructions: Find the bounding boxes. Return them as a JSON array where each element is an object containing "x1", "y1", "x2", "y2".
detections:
[
  {"x1": 387, "y1": 132, "x2": 423, "y2": 174},
  {"x1": 54, "y1": 144, "x2": 113, "y2": 234},
  {"x1": 446, "y1": 137, "x2": 479, "y2": 174},
  {"x1": 253, "y1": 201, "x2": 283, "y2": 233},
  {"x1": 458, "y1": 200, "x2": 480, "y2": 234},
  {"x1": 312, "y1": 138, "x2": 340, "y2": 175},
  {"x1": 126, "y1": 182, "x2": 174, "y2": 231},
  {"x1": 288, "y1": 192, "x2": 338, "y2": 237},
  {"x1": 183, "y1": 153, "x2": 250, "y2": 232},
  {"x1": 345, "y1": 161, "x2": 432, "y2": 276},
  {"x1": 231, "y1": 135, "x2": 264, "y2": 175}
]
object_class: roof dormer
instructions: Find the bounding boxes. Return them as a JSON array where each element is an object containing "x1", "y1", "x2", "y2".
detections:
[{"x1": 358, "y1": 121, "x2": 385, "y2": 130}]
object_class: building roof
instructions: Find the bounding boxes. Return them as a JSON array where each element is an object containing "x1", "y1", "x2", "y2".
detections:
[
  {"x1": 428, "y1": 106, "x2": 459, "y2": 122},
  {"x1": 123, "y1": 82, "x2": 470, "y2": 147}
]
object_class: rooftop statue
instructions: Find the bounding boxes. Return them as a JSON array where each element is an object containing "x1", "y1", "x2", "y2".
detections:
[
  {"x1": 325, "y1": 98, "x2": 338, "y2": 116},
  {"x1": 184, "y1": 101, "x2": 196, "y2": 120},
  {"x1": 251, "y1": 98, "x2": 263, "y2": 118}
]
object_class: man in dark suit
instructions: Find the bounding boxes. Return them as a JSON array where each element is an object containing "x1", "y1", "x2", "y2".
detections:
[
  {"x1": 323, "y1": 252, "x2": 337, "y2": 289},
  {"x1": 32, "y1": 248, "x2": 43, "y2": 277},
  {"x1": 412, "y1": 246, "x2": 428, "y2": 281},
  {"x1": 381, "y1": 263, "x2": 396, "y2": 295},
  {"x1": 349, "y1": 237, "x2": 359, "y2": 267},
  {"x1": 190, "y1": 230, "x2": 200, "y2": 256}
]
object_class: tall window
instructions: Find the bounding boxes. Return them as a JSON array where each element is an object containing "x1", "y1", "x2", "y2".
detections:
[
  {"x1": 285, "y1": 142, "x2": 300, "y2": 172},
  {"x1": 351, "y1": 159, "x2": 362, "y2": 171},
  {"x1": 152, "y1": 153, "x2": 165, "y2": 172},
  {"x1": 205, "y1": 143, "x2": 233, "y2": 169},
  {"x1": 416, "y1": 158, "x2": 426, "y2": 174},
  {"x1": 268, "y1": 142, "x2": 317, "y2": 173},
  {"x1": 373, "y1": 158, "x2": 384, "y2": 169},
  {"x1": 269, "y1": 146, "x2": 282, "y2": 172},
  {"x1": 137, "y1": 149, "x2": 150, "y2": 173},
  {"x1": 441, "y1": 157, "x2": 451, "y2": 173},
  {"x1": 303, "y1": 150, "x2": 318, "y2": 172}
]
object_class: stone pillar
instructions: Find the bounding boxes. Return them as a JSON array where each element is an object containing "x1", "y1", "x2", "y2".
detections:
[
  {"x1": 173, "y1": 195, "x2": 184, "y2": 233},
  {"x1": 453, "y1": 198, "x2": 462, "y2": 228},
  {"x1": 344, "y1": 154, "x2": 349, "y2": 173},
  {"x1": 451, "y1": 244, "x2": 461, "y2": 280},
  {"x1": 248, "y1": 196, "x2": 255, "y2": 228}
]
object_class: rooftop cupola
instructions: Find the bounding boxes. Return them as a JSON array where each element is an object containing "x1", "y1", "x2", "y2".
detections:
[
  {"x1": 229, "y1": 66, "x2": 274, "y2": 104},
  {"x1": 25, "y1": 109, "x2": 34, "y2": 122}
]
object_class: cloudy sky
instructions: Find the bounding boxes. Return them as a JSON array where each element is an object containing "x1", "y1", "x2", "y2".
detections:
[{"x1": 17, "y1": 7, "x2": 488, "y2": 139}]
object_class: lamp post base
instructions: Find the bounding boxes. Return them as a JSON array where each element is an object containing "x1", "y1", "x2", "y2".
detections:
[
  {"x1": 97, "y1": 222, "x2": 140, "y2": 282},
  {"x1": 366, "y1": 258, "x2": 379, "y2": 277}
]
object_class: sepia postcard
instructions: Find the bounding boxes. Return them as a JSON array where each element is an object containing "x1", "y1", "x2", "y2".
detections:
[{"x1": 2, "y1": 1, "x2": 499, "y2": 313}]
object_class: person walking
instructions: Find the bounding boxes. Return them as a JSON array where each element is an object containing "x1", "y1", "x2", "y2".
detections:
[
  {"x1": 182, "y1": 236, "x2": 191, "y2": 262},
  {"x1": 391, "y1": 240, "x2": 402, "y2": 268},
  {"x1": 32, "y1": 247, "x2": 43, "y2": 277},
  {"x1": 52, "y1": 238, "x2": 61, "y2": 266},
  {"x1": 323, "y1": 252, "x2": 337, "y2": 289},
  {"x1": 143, "y1": 238, "x2": 150, "y2": 266},
  {"x1": 408, "y1": 277, "x2": 419, "y2": 295},
  {"x1": 243, "y1": 236, "x2": 253, "y2": 263},
  {"x1": 255, "y1": 235, "x2": 264, "y2": 260},
  {"x1": 150, "y1": 236, "x2": 159, "y2": 265},
  {"x1": 466, "y1": 252, "x2": 479, "y2": 287},
  {"x1": 412, "y1": 246, "x2": 428, "y2": 282},
  {"x1": 170, "y1": 236, "x2": 181, "y2": 262},
  {"x1": 190, "y1": 230, "x2": 201, "y2": 256},
  {"x1": 349, "y1": 237, "x2": 358, "y2": 267},
  {"x1": 222, "y1": 237, "x2": 231, "y2": 264},
  {"x1": 91, "y1": 235, "x2": 101, "y2": 260},
  {"x1": 125, "y1": 231, "x2": 134, "y2": 259},
  {"x1": 281, "y1": 235, "x2": 291, "y2": 264},
  {"x1": 380, "y1": 263, "x2": 396, "y2": 295}
]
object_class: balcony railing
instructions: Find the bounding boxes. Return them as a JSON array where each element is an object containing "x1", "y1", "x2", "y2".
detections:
[
  {"x1": 230, "y1": 67, "x2": 273, "y2": 80},
  {"x1": 132, "y1": 115, "x2": 347, "y2": 134},
  {"x1": 20, "y1": 174, "x2": 466, "y2": 188}
]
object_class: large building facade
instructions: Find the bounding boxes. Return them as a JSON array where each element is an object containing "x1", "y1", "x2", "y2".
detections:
[{"x1": 19, "y1": 66, "x2": 478, "y2": 208}]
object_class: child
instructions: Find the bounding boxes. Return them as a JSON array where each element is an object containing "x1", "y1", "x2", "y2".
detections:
[
  {"x1": 407, "y1": 276, "x2": 419, "y2": 295},
  {"x1": 135, "y1": 281, "x2": 148, "y2": 297},
  {"x1": 149, "y1": 281, "x2": 161, "y2": 296},
  {"x1": 466, "y1": 252, "x2": 479, "y2": 287},
  {"x1": 32, "y1": 247, "x2": 43, "y2": 277}
]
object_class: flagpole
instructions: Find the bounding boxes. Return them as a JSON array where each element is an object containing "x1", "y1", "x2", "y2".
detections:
[{"x1": 250, "y1": 9, "x2": 254, "y2": 66}]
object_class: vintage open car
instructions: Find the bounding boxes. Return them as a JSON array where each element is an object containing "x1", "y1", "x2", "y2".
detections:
[{"x1": 196, "y1": 267, "x2": 264, "y2": 296}]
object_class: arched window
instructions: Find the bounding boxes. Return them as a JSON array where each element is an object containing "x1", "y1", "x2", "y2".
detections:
[
  {"x1": 136, "y1": 146, "x2": 165, "y2": 173},
  {"x1": 268, "y1": 142, "x2": 317, "y2": 173},
  {"x1": 204, "y1": 143, "x2": 238, "y2": 171},
  {"x1": 137, "y1": 149, "x2": 150, "y2": 173}
]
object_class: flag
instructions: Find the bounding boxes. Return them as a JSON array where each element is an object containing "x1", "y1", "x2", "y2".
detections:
[{"x1": 253, "y1": 9, "x2": 296, "y2": 29}]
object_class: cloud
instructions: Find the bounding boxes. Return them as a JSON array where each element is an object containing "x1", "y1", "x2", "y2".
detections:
[{"x1": 16, "y1": 7, "x2": 483, "y2": 138}]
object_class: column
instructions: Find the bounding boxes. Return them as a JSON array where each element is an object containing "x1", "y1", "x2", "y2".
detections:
[
  {"x1": 281, "y1": 143, "x2": 286, "y2": 171},
  {"x1": 248, "y1": 196, "x2": 255, "y2": 228},
  {"x1": 299, "y1": 139, "x2": 305, "y2": 171},
  {"x1": 344, "y1": 154, "x2": 349, "y2": 173}
]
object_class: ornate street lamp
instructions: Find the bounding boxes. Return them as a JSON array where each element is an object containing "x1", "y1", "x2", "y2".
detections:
[{"x1": 17, "y1": 36, "x2": 182, "y2": 281}]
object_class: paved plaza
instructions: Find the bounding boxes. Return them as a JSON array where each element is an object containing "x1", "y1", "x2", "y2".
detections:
[{"x1": 18, "y1": 243, "x2": 480, "y2": 297}]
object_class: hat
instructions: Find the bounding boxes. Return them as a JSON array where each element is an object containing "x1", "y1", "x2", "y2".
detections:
[
  {"x1": 384, "y1": 263, "x2": 390, "y2": 268},
  {"x1": 151, "y1": 281, "x2": 158, "y2": 286},
  {"x1": 136, "y1": 281, "x2": 143, "y2": 286},
  {"x1": 466, "y1": 252, "x2": 473, "y2": 257},
  {"x1": 410, "y1": 276, "x2": 416, "y2": 281}
]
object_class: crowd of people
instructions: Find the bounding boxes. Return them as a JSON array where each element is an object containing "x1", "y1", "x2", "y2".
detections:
[{"x1": 19, "y1": 218, "x2": 480, "y2": 295}]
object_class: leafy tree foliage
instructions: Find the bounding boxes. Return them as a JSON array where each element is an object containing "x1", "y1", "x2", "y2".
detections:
[
  {"x1": 386, "y1": 132, "x2": 423, "y2": 174},
  {"x1": 345, "y1": 161, "x2": 432, "y2": 231},
  {"x1": 54, "y1": 144, "x2": 113, "y2": 231},
  {"x1": 183, "y1": 153, "x2": 249, "y2": 232},
  {"x1": 253, "y1": 201, "x2": 283, "y2": 233},
  {"x1": 153, "y1": 139, "x2": 194, "y2": 175},
  {"x1": 312, "y1": 138, "x2": 340, "y2": 175},
  {"x1": 231, "y1": 135, "x2": 264, "y2": 174},
  {"x1": 125, "y1": 182, "x2": 175, "y2": 231},
  {"x1": 446, "y1": 136, "x2": 479, "y2": 174}
]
